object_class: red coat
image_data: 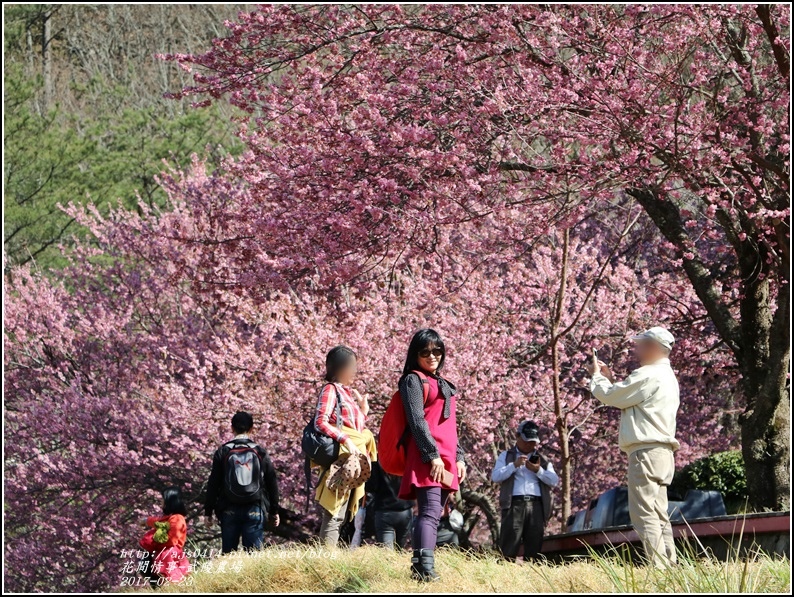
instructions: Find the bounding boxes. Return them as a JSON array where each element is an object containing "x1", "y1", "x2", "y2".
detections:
[
  {"x1": 144, "y1": 514, "x2": 187, "y2": 549},
  {"x1": 399, "y1": 376, "x2": 460, "y2": 499},
  {"x1": 139, "y1": 514, "x2": 190, "y2": 583}
]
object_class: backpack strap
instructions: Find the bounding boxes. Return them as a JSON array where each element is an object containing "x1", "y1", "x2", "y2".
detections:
[
  {"x1": 224, "y1": 438, "x2": 259, "y2": 451},
  {"x1": 221, "y1": 439, "x2": 263, "y2": 468},
  {"x1": 411, "y1": 370, "x2": 431, "y2": 405},
  {"x1": 313, "y1": 383, "x2": 344, "y2": 431},
  {"x1": 304, "y1": 454, "x2": 312, "y2": 512},
  {"x1": 397, "y1": 371, "x2": 431, "y2": 451},
  {"x1": 331, "y1": 383, "x2": 344, "y2": 430}
]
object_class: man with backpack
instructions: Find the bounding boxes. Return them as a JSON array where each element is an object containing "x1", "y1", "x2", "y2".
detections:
[{"x1": 204, "y1": 411, "x2": 280, "y2": 553}]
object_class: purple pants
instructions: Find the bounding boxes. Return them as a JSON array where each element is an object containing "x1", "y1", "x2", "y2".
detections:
[{"x1": 413, "y1": 486, "x2": 451, "y2": 550}]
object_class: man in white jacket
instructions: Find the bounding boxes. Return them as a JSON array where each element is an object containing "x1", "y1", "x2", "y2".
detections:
[
  {"x1": 491, "y1": 421, "x2": 559, "y2": 561},
  {"x1": 586, "y1": 327, "x2": 680, "y2": 567}
]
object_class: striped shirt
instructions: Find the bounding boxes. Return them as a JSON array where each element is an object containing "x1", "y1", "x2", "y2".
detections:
[{"x1": 314, "y1": 383, "x2": 366, "y2": 444}]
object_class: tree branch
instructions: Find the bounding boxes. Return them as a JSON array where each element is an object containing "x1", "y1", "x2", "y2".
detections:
[
  {"x1": 626, "y1": 187, "x2": 743, "y2": 356},
  {"x1": 755, "y1": 5, "x2": 790, "y2": 80},
  {"x1": 498, "y1": 160, "x2": 558, "y2": 174}
]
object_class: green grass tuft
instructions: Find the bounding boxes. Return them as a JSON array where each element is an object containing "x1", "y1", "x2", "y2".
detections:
[{"x1": 149, "y1": 542, "x2": 789, "y2": 593}]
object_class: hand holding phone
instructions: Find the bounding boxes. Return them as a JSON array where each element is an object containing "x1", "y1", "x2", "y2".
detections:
[
  {"x1": 430, "y1": 458, "x2": 448, "y2": 484},
  {"x1": 587, "y1": 347, "x2": 601, "y2": 376}
]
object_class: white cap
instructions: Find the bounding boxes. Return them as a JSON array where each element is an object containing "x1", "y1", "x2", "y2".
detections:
[{"x1": 632, "y1": 326, "x2": 675, "y2": 350}]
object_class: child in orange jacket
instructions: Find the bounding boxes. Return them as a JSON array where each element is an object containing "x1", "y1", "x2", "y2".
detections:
[{"x1": 140, "y1": 486, "x2": 190, "y2": 585}]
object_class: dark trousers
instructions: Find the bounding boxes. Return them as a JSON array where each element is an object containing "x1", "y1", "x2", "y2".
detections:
[
  {"x1": 500, "y1": 497, "x2": 545, "y2": 561},
  {"x1": 220, "y1": 503, "x2": 264, "y2": 554},
  {"x1": 374, "y1": 508, "x2": 413, "y2": 549},
  {"x1": 413, "y1": 486, "x2": 451, "y2": 551},
  {"x1": 436, "y1": 516, "x2": 460, "y2": 548}
]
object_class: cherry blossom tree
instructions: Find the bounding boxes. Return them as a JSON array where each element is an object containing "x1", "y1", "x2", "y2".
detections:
[
  {"x1": 3, "y1": 3, "x2": 786, "y2": 592},
  {"x1": 5, "y1": 161, "x2": 736, "y2": 590},
  {"x1": 164, "y1": 3, "x2": 789, "y2": 510}
]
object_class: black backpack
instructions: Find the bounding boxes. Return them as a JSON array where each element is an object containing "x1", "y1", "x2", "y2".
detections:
[{"x1": 222, "y1": 439, "x2": 263, "y2": 505}]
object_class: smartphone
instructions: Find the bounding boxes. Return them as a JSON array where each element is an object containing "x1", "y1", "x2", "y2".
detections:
[
  {"x1": 592, "y1": 348, "x2": 598, "y2": 360},
  {"x1": 441, "y1": 468, "x2": 454, "y2": 487}
]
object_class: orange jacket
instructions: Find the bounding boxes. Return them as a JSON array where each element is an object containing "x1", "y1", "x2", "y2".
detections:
[{"x1": 145, "y1": 514, "x2": 187, "y2": 550}]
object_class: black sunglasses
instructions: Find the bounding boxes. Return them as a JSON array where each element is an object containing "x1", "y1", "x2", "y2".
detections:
[{"x1": 418, "y1": 348, "x2": 444, "y2": 358}]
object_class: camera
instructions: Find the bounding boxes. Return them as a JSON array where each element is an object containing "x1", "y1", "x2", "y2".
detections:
[{"x1": 528, "y1": 452, "x2": 540, "y2": 464}]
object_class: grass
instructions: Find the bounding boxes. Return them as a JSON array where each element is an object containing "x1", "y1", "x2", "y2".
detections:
[{"x1": 153, "y1": 543, "x2": 791, "y2": 593}]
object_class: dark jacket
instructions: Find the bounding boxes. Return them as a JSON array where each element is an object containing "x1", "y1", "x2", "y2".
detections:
[
  {"x1": 497, "y1": 446, "x2": 554, "y2": 525},
  {"x1": 367, "y1": 461, "x2": 414, "y2": 512},
  {"x1": 399, "y1": 372, "x2": 465, "y2": 464},
  {"x1": 204, "y1": 438, "x2": 280, "y2": 518}
]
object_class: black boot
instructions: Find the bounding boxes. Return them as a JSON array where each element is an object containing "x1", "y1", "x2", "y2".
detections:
[{"x1": 411, "y1": 548, "x2": 440, "y2": 582}]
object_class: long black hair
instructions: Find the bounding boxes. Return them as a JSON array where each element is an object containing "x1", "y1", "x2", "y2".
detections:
[
  {"x1": 401, "y1": 328, "x2": 446, "y2": 377},
  {"x1": 325, "y1": 345, "x2": 357, "y2": 382},
  {"x1": 162, "y1": 486, "x2": 188, "y2": 516}
]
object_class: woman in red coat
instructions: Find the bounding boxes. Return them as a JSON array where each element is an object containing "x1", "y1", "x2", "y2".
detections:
[
  {"x1": 398, "y1": 329, "x2": 466, "y2": 582},
  {"x1": 140, "y1": 487, "x2": 190, "y2": 585}
]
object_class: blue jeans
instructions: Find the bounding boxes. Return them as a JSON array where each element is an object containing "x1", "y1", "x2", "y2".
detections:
[
  {"x1": 375, "y1": 508, "x2": 413, "y2": 549},
  {"x1": 220, "y1": 503, "x2": 264, "y2": 554}
]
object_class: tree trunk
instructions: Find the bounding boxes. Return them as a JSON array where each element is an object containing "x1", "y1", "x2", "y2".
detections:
[
  {"x1": 740, "y1": 285, "x2": 790, "y2": 511},
  {"x1": 559, "y1": 449, "x2": 571, "y2": 528},
  {"x1": 42, "y1": 7, "x2": 53, "y2": 111},
  {"x1": 551, "y1": 336, "x2": 571, "y2": 532},
  {"x1": 628, "y1": 186, "x2": 790, "y2": 511},
  {"x1": 552, "y1": 340, "x2": 572, "y2": 530},
  {"x1": 460, "y1": 487, "x2": 500, "y2": 548},
  {"x1": 551, "y1": 228, "x2": 572, "y2": 529}
]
